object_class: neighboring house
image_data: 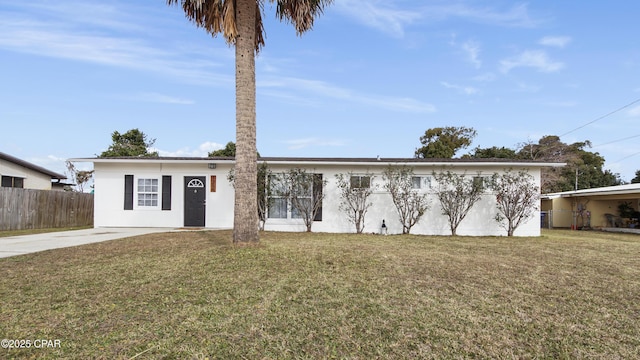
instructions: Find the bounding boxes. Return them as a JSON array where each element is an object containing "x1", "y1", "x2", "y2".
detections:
[
  {"x1": 70, "y1": 156, "x2": 563, "y2": 236},
  {"x1": 0, "y1": 152, "x2": 67, "y2": 190},
  {"x1": 541, "y1": 183, "x2": 640, "y2": 229}
]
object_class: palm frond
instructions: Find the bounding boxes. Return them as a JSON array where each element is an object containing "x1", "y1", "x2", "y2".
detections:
[{"x1": 272, "y1": 0, "x2": 333, "y2": 35}]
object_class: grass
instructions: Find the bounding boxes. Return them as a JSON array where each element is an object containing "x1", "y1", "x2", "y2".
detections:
[
  {"x1": 0, "y1": 226, "x2": 92, "y2": 238},
  {"x1": 1, "y1": 229, "x2": 639, "y2": 359}
]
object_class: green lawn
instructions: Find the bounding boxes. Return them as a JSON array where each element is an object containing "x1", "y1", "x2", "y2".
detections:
[{"x1": 1, "y1": 229, "x2": 639, "y2": 359}]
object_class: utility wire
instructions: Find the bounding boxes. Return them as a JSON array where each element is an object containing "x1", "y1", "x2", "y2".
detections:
[
  {"x1": 593, "y1": 133, "x2": 640, "y2": 148},
  {"x1": 559, "y1": 97, "x2": 640, "y2": 138},
  {"x1": 609, "y1": 150, "x2": 640, "y2": 164}
]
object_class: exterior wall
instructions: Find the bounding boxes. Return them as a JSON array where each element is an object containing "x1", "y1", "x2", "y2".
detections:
[
  {"x1": 94, "y1": 162, "x2": 234, "y2": 228},
  {"x1": 588, "y1": 200, "x2": 624, "y2": 227},
  {"x1": 544, "y1": 196, "x2": 639, "y2": 229},
  {"x1": 0, "y1": 159, "x2": 53, "y2": 190},
  {"x1": 547, "y1": 197, "x2": 574, "y2": 228},
  {"x1": 262, "y1": 163, "x2": 541, "y2": 236},
  {"x1": 94, "y1": 160, "x2": 543, "y2": 236},
  {"x1": 575, "y1": 198, "x2": 638, "y2": 228}
]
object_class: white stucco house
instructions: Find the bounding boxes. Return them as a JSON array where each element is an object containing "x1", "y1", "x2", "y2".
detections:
[{"x1": 70, "y1": 156, "x2": 564, "y2": 236}]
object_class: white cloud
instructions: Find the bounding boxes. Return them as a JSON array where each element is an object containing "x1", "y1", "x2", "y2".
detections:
[
  {"x1": 335, "y1": 1, "x2": 542, "y2": 37},
  {"x1": 515, "y1": 82, "x2": 542, "y2": 93},
  {"x1": 462, "y1": 40, "x2": 482, "y2": 68},
  {"x1": 441, "y1": 81, "x2": 479, "y2": 95},
  {"x1": 334, "y1": 0, "x2": 421, "y2": 38},
  {"x1": 130, "y1": 93, "x2": 195, "y2": 105},
  {"x1": 261, "y1": 76, "x2": 436, "y2": 113},
  {"x1": 628, "y1": 105, "x2": 640, "y2": 117},
  {"x1": 472, "y1": 73, "x2": 496, "y2": 82},
  {"x1": 156, "y1": 142, "x2": 225, "y2": 157},
  {"x1": 421, "y1": 3, "x2": 542, "y2": 28},
  {"x1": 544, "y1": 101, "x2": 578, "y2": 107},
  {"x1": 0, "y1": 5, "x2": 233, "y2": 87},
  {"x1": 539, "y1": 36, "x2": 572, "y2": 48},
  {"x1": 284, "y1": 138, "x2": 346, "y2": 150},
  {"x1": 500, "y1": 50, "x2": 564, "y2": 73}
]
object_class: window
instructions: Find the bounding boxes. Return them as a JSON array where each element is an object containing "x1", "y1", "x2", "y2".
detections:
[
  {"x1": 473, "y1": 176, "x2": 491, "y2": 191},
  {"x1": 269, "y1": 198, "x2": 288, "y2": 219},
  {"x1": 267, "y1": 173, "x2": 323, "y2": 221},
  {"x1": 137, "y1": 178, "x2": 159, "y2": 207},
  {"x1": 350, "y1": 175, "x2": 371, "y2": 189},
  {"x1": 1, "y1": 176, "x2": 24, "y2": 188},
  {"x1": 412, "y1": 176, "x2": 431, "y2": 190},
  {"x1": 268, "y1": 174, "x2": 288, "y2": 219}
]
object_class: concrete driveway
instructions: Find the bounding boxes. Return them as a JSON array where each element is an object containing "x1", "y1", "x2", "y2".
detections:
[{"x1": 0, "y1": 228, "x2": 178, "y2": 258}]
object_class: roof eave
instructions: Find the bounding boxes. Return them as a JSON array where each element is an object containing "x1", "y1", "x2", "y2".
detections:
[{"x1": 70, "y1": 156, "x2": 565, "y2": 168}]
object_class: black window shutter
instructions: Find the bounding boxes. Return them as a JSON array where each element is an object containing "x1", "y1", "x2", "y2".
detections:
[
  {"x1": 313, "y1": 174, "x2": 323, "y2": 221},
  {"x1": 124, "y1": 175, "x2": 134, "y2": 210},
  {"x1": 162, "y1": 175, "x2": 172, "y2": 210}
]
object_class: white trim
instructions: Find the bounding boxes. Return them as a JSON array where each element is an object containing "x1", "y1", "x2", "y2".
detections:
[{"x1": 69, "y1": 157, "x2": 566, "y2": 168}]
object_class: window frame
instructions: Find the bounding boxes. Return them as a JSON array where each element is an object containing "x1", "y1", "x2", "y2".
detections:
[
  {"x1": 350, "y1": 175, "x2": 371, "y2": 189},
  {"x1": 135, "y1": 177, "x2": 160, "y2": 209},
  {"x1": 266, "y1": 172, "x2": 323, "y2": 221},
  {"x1": 472, "y1": 175, "x2": 492, "y2": 192},
  {"x1": 1, "y1": 175, "x2": 24, "y2": 188},
  {"x1": 411, "y1": 175, "x2": 432, "y2": 190},
  {"x1": 267, "y1": 174, "x2": 289, "y2": 219}
]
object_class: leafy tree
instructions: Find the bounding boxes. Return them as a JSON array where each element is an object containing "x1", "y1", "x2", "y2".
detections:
[
  {"x1": 382, "y1": 166, "x2": 430, "y2": 234},
  {"x1": 209, "y1": 142, "x2": 236, "y2": 157},
  {"x1": 433, "y1": 170, "x2": 484, "y2": 236},
  {"x1": 168, "y1": 0, "x2": 333, "y2": 244},
  {"x1": 335, "y1": 172, "x2": 377, "y2": 234},
  {"x1": 631, "y1": 170, "x2": 640, "y2": 184},
  {"x1": 415, "y1": 126, "x2": 477, "y2": 158},
  {"x1": 209, "y1": 141, "x2": 260, "y2": 157},
  {"x1": 490, "y1": 169, "x2": 539, "y2": 236},
  {"x1": 65, "y1": 161, "x2": 94, "y2": 192},
  {"x1": 518, "y1": 135, "x2": 622, "y2": 192},
  {"x1": 99, "y1": 129, "x2": 158, "y2": 158},
  {"x1": 465, "y1": 146, "x2": 517, "y2": 159},
  {"x1": 227, "y1": 162, "x2": 272, "y2": 230},
  {"x1": 271, "y1": 168, "x2": 326, "y2": 232}
]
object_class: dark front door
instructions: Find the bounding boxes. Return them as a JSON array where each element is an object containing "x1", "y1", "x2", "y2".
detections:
[{"x1": 184, "y1": 176, "x2": 206, "y2": 227}]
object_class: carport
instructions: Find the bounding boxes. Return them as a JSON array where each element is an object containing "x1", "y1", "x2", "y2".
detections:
[{"x1": 541, "y1": 183, "x2": 640, "y2": 230}]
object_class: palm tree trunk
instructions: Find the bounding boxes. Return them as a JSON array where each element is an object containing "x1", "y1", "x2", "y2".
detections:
[{"x1": 233, "y1": 0, "x2": 259, "y2": 244}]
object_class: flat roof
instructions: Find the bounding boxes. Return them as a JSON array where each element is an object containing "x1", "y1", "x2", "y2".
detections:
[
  {"x1": 69, "y1": 156, "x2": 566, "y2": 168},
  {"x1": 542, "y1": 183, "x2": 640, "y2": 198}
]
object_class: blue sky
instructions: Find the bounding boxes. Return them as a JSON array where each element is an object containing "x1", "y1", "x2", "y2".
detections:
[{"x1": 1, "y1": 1, "x2": 639, "y2": 182}]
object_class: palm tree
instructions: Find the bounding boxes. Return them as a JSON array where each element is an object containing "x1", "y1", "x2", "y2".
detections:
[{"x1": 167, "y1": 0, "x2": 332, "y2": 244}]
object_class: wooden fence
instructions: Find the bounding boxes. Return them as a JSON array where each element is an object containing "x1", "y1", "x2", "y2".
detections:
[{"x1": 0, "y1": 188, "x2": 93, "y2": 231}]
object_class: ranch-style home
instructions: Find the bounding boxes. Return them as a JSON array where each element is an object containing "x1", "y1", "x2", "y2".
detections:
[
  {"x1": 1, "y1": 151, "x2": 68, "y2": 190},
  {"x1": 70, "y1": 156, "x2": 564, "y2": 236}
]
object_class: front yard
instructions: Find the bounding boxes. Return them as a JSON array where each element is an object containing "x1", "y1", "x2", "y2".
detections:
[{"x1": 1, "y1": 229, "x2": 638, "y2": 359}]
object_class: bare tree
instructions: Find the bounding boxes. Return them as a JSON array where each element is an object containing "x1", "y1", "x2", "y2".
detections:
[
  {"x1": 272, "y1": 168, "x2": 326, "y2": 232},
  {"x1": 335, "y1": 172, "x2": 377, "y2": 233},
  {"x1": 382, "y1": 166, "x2": 429, "y2": 234},
  {"x1": 490, "y1": 169, "x2": 540, "y2": 236},
  {"x1": 65, "y1": 161, "x2": 94, "y2": 193},
  {"x1": 433, "y1": 170, "x2": 484, "y2": 236}
]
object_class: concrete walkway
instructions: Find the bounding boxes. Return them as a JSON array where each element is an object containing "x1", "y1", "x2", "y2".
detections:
[{"x1": 0, "y1": 228, "x2": 179, "y2": 258}]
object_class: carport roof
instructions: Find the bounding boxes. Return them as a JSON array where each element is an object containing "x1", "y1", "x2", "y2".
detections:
[{"x1": 542, "y1": 183, "x2": 640, "y2": 199}]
